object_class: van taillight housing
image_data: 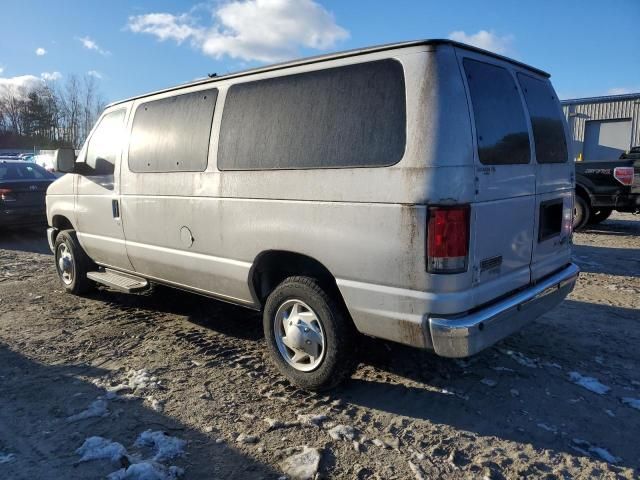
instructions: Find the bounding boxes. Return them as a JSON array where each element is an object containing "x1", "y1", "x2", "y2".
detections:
[
  {"x1": 427, "y1": 206, "x2": 470, "y2": 274},
  {"x1": 613, "y1": 167, "x2": 634, "y2": 186}
]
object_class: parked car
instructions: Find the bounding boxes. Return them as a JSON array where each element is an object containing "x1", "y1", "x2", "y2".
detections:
[
  {"x1": 46, "y1": 39, "x2": 579, "y2": 390},
  {"x1": 573, "y1": 146, "x2": 640, "y2": 229},
  {"x1": 33, "y1": 153, "x2": 56, "y2": 172},
  {"x1": 1, "y1": 160, "x2": 56, "y2": 228},
  {"x1": 18, "y1": 153, "x2": 35, "y2": 162}
]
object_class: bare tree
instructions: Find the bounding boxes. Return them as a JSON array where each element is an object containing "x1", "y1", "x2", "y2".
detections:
[
  {"x1": 0, "y1": 89, "x2": 25, "y2": 135},
  {"x1": 0, "y1": 73, "x2": 106, "y2": 148}
]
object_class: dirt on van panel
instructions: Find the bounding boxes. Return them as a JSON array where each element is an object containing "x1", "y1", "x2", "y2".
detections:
[{"x1": 0, "y1": 213, "x2": 638, "y2": 479}]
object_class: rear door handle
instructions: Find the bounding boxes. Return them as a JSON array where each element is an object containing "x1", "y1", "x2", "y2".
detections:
[{"x1": 112, "y1": 199, "x2": 120, "y2": 218}]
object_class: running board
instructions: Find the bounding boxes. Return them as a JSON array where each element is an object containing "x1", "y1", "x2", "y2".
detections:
[{"x1": 87, "y1": 269, "x2": 149, "y2": 293}]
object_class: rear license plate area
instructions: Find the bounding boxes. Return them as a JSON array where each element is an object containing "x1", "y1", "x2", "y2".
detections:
[{"x1": 538, "y1": 199, "x2": 563, "y2": 242}]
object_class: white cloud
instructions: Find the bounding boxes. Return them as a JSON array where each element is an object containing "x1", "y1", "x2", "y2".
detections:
[
  {"x1": 87, "y1": 70, "x2": 103, "y2": 79},
  {"x1": 77, "y1": 36, "x2": 111, "y2": 56},
  {"x1": 606, "y1": 87, "x2": 639, "y2": 96},
  {"x1": 0, "y1": 75, "x2": 44, "y2": 99},
  {"x1": 0, "y1": 71, "x2": 63, "y2": 99},
  {"x1": 35, "y1": 47, "x2": 47, "y2": 56},
  {"x1": 127, "y1": 0, "x2": 349, "y2": 63},
  {"x1": 128, "y1": 13, "x2": 199, "y2": 43},
  {"x1": 0, "y1": 66, "x2": 3, "y2": 75},
  {"x1": 448, "y1": 30, "x2": 514, "y2": 55},
  {"x1": 41, "y1": 71, "x2": 62, "y2": 81}
]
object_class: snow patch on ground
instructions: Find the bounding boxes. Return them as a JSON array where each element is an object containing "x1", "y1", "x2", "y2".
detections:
[
  {"x1": 280, "y1": 447, "x2": 321, "y2": 480},
  {"x1": 621, "y1": 397, "x2": 640, "y2": 410},
  {"x1": 77, "y1": 432, "x2": 186, "y2": 478},
  {"x1": 572, "y1": 438, "x2": 621, "y2": 464},
  {"x1": 146, "y1": 396, "x2": 164, "y2": 412},
  {"x1": 235, "y1": 433, "x2": 259, "y2": 444},
  {"x1": 107, "y1": 461, "x2": 184, "y2": 480},
  {"x1": 480, "y1": 378, "x2": 497, "y2": 387},
  {"x1": 296, "y1": 413, "x2": 328, "y2": 426},
  {"x1": 500, "y1": 349, "x2": 538, "y2": 368},
  {"x1": 67, "y1": 399, "x2": 109, "y2": 422},
  {"x1": 568, "y1": 372, "x2": 610, "y2": 394},
  {"x1": 128, "y1": 369, "x2": 159, "y2": 391},
  {"x1": 0, "y1": 452, "x2": 16, "y2": 464},
  {"x1": 134, "y1": 430, "x2": 186, "y2": 461},
  {"x1": 536, "y1": 423, "x2": 557, "y2": 433},
  {"x1": 76, "y1": 436, "x2": 127, "y2": 462},
  {"x1": 589, "y1": 446, "x2": 621, "y2": 464},
  {"x1": 328, "y1": 424, "x2": 356, "y2": 441}
]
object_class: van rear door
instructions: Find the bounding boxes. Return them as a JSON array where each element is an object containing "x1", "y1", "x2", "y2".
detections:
[
  {"x1": 516, "y1": 72, "x2": 573, "y2": 281},
  {"x1": 459, "y1": 53, "x2": 536, "y2": 306}
]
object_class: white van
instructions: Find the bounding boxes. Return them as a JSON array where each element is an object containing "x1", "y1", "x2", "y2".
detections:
[{"x1": 46, "y1": 40, "x2": 579, "y2": 390}]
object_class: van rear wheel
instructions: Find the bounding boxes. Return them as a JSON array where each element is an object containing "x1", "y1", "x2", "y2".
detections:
[{"x1": 263, "y1": 276, "x2": 356, "y2": 391}]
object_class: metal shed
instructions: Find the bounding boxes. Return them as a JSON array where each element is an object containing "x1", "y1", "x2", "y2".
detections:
[{"x1": 561, "y1": 92, "x2": 640, "y2": 162}]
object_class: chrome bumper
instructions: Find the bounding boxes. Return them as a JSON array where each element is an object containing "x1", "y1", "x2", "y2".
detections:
[
  {"x1": 46, "y1": 227, "x2": 57, "y2": 254},
  {"x1": 428, "y1": 263, "x2": 580, "y2": 358}
]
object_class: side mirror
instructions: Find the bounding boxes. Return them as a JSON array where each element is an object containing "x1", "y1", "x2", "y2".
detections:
[{"x1": 53, "y1": 148, "x2": 76, "y2": 173}]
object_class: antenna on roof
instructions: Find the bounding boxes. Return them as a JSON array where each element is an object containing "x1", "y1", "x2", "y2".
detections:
[{"x1": 207, "y1": 73, "x2": 217, "y2": 78}]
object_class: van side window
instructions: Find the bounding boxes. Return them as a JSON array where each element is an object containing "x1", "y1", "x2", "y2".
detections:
[
  {"x1": 85, "y1": 109, "x2": 126, "y2": 176},
  {"x1": 129, "y1": 89, "x2": 217, "y2": 173},
  {"x1": 463, "y1": 59, "x2": 530, "y2": 165},
  {"x1": 516, "y1": 73, "x2": 568, "y2": 164},
  {"x1": 218, "y1": 60, "x2": 406, "y2": 170}
]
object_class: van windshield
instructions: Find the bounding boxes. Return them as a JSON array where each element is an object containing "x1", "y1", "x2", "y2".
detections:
[
  {"x1": 463, "y1": 58, "x2": 531, "y2": 165},
  {"x1": 517, "y1": 73, "x2": 568, "y2": 163}
]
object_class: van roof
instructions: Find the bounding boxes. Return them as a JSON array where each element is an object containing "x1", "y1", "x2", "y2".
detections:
[{"x1": 108, "y1": 39, "x2": 550, "y2": 107}]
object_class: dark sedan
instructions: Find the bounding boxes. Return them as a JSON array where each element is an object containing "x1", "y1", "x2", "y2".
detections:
[{"x1": 0, "y1": 160, "x2": 57, "y2": 228}]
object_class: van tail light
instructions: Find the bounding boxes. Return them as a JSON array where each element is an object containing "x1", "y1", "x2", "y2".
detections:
[
  {"x1": 0, "y1": 188, "x2": 16, "y2": 202},
  {"x1": 427, "y1": 205, "x2": 470, "y2": 274},
  {"x1": 613, "y1": 167, "x2": 634, "y2": 186}
]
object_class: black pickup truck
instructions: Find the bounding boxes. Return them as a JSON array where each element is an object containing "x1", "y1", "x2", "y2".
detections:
[{"x1": 573, "y1": 146, "x2": 640, "y2": 230}]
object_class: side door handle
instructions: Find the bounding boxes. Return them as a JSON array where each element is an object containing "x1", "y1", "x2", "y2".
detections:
[{"x1": 112, "y1": 199, "x2": 120, "y2": 219}]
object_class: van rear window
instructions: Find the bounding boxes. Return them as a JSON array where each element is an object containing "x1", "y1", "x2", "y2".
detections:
[
  {"x1": 463, "y1": 59, "x2": 530, "y2": 165},
  {"x1": 217, "y1": 60, "x2": 406, "y2": 170},
  {"x1": 517, "y1": 73, "x2": 568, "y2": 163},
  {"x1": 129, "y1": 89, "x2": 217, "y2": 173}
]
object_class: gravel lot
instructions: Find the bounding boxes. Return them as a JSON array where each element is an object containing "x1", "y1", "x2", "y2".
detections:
[{"x1": 0, "y1": 213, "x2": 638, "y2": 479}]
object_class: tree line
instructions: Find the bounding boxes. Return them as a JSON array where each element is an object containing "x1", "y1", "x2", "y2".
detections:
[{"x1": 0, "y1": 74, "x2": 106, "y2": 150}]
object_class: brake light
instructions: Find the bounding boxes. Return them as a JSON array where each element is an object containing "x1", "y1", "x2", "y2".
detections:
[
  {"x1": 0, "y1": 188, "x2": 16, "y2": 202},
  {"x1": 427, "y1": 206, "x2": 470, "y2": 274},
  {"x1": 613, "y1": 167, "x2": 634, "y2": 186}
]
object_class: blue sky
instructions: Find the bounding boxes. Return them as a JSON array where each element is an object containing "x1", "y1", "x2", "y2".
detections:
[{"x1": 1, "y1": 0, "x2": 638, "y2": 103}]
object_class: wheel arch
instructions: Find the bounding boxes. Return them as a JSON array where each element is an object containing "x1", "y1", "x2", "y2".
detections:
[
  {"x1": 249, "y1": 250, "x2": 347, "y2": 311},
  {"x1": 51, "y1": 215, "x2": 75, "y2": 230}
]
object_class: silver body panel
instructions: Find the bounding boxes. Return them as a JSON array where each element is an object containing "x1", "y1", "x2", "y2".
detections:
[{"x1": 46, "y1": 42, "x2": 577, "y2": 354}]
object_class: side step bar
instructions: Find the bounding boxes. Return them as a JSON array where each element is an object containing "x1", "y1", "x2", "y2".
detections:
[{"x1": 87, "y1": 269, "x2": 149, "y2": 293}]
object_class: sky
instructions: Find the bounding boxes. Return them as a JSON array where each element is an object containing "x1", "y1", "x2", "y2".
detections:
[{"x1": 1, "y1": 0, "x2": 639, "y2": 103}]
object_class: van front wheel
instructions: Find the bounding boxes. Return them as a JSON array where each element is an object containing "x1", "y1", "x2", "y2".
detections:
[
  {"x1": 54, "y1": 230, "x2": 94, "y2": 295},
  {"x1": 263, "y1": 276, "x2": 356, "y2": 391}
]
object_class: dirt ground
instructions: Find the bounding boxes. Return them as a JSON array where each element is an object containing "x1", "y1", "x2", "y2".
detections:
[{"x1": 0, "y1": 213, "x2": 638, "y2": 479}]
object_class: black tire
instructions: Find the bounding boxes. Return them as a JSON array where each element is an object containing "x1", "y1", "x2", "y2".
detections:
[
  {"x1": 588, "y1": 208, "x2": 613, "y2": 225},
  {"x1": 54, "y1": 230, "x2": 95, "y2": 295},
  {"x1": 573, "y1": 195, "x2": 590, "y2": 231},
  {"x1": 263, "y1": 276, "x2": 356, "y2": 391}
]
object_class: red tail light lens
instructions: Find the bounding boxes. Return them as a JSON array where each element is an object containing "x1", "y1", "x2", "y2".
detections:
[
  {"x1": 0, "y1": 188, "x2": 16, "y2": 202},
  {"x1": 613, "y1": 167, "x2": 634, "y2": 186},
  {"x1": 427, "y1": 206, "x2": 470, "y2": 274}
]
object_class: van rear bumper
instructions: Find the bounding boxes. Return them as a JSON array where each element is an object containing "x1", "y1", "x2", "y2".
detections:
[{"x1": 428, "y1": 263, "x2": 579, "y2": 358}]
